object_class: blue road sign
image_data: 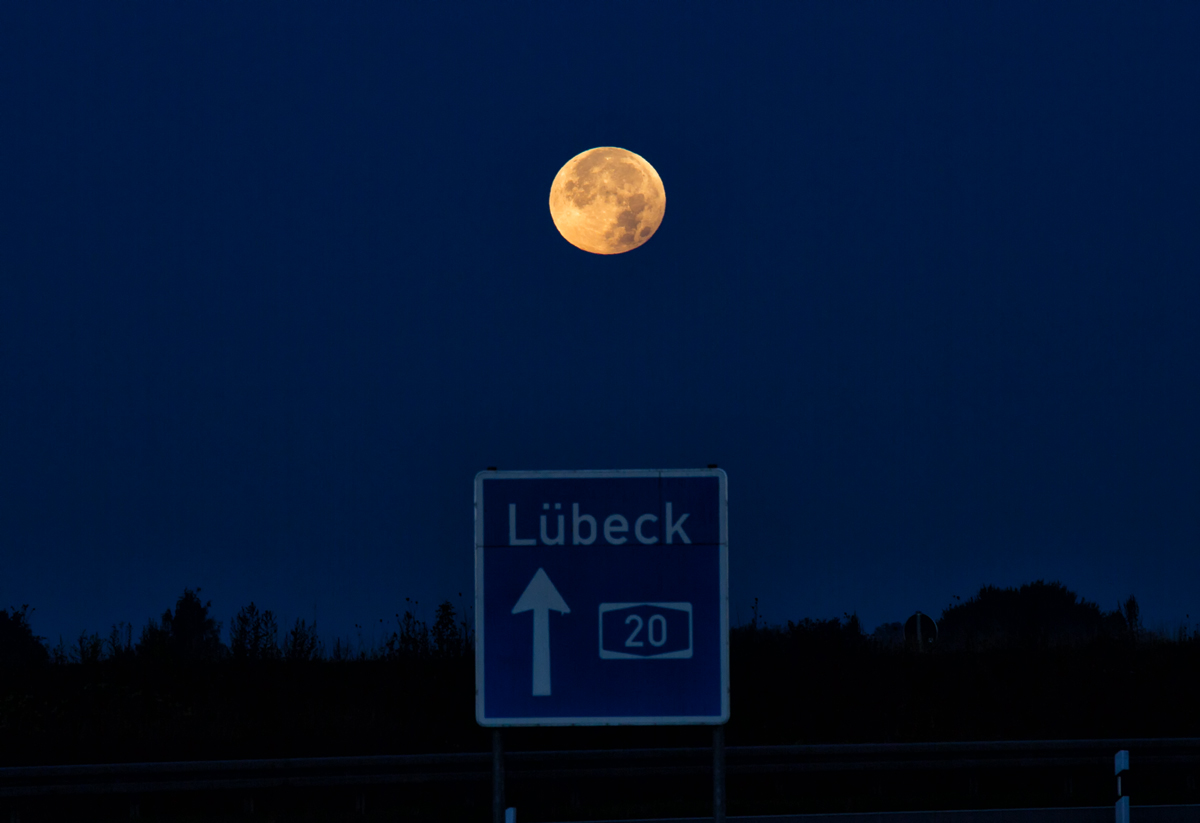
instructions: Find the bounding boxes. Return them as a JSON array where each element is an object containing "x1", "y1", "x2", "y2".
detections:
[{"x1": 474, "y1": 469, "x2": 728, "y2": 726}]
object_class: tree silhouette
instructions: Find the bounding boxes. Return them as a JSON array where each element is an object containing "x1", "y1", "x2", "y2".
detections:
[
  {"x1": 0, "y1": 605, "x2": 48, "y2": 667},
  {"x1": 383, "y1": 607, "x2": 430, "y2": 660},
  {"x1": 283, "y1": 617, "x2": 323, "y2": 661},
  {"x1": 136, "y1": 615, "x2": 171, "y2": 662},
  {"x1": 105, "y1": 622, "x2": 135, "y2": 662},
  {"x1": 73, "y1": 630, "x2": 104, "y2": 664},
  {"x1": 229, "y1": 602, "x2": 282, "y2": 662},
  {"x1": 1122, "y1": 595, "x2": 1142, "y2": 639},
  {"x1": 431, "y1": 600, "x2": 470, "y2": 658},
  {"x1": 136, "y1": 588, "x2": 224, "y2": 663}
]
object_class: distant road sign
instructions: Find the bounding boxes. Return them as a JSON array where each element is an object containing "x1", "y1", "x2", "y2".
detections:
[
  {"x1": 905, "y1": 611, "x2": 937, "y2": 652},
  {"x1": 474, "y1": 469, "x2": 728, "y2": 726}
]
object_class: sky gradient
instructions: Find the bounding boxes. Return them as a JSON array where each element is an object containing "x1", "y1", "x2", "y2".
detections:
[{"x1": 1, "y1": 3, "x2": 1198, "y2": 649}]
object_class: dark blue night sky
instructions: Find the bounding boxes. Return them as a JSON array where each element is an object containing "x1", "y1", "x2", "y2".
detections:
[{"x1": 2, "y1": 3, "x2": 1197, "y2": 649}]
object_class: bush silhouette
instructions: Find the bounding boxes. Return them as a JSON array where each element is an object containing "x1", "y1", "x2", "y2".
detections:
[
  {"x1": 0, "y1": 605, "x2": 48, "y2": 667},
  {"x1": 732, "y1": 608, "x2": 871, "y2": 661},
  {"x1": 937, "y1": 580, "x2": 1128, "y2": 651},
  {"x1": 872, "y1": 621, "x2": 904, "y2": 650}
]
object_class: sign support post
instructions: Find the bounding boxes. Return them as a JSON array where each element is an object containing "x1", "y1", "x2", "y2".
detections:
[
  {"x1": 492, "y1": 729, "x2": 505, "y2": 823},
  {"x1": 713, "y1": 724, "x2": 726, "y2": 823}
]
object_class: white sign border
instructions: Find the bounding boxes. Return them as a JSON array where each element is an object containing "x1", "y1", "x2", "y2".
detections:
[{"x1": 474, "y1": 468, "x2": 729, "y2": 727}]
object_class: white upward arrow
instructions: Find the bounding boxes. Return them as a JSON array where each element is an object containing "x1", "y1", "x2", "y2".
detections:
[{"x1": 511, "y1": 568, "x2": 570, "y2": 696}]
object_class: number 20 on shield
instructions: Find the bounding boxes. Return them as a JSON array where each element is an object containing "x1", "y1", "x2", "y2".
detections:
[{"x1": 598, "y1": 602, "x2": 694, "y2": 660}]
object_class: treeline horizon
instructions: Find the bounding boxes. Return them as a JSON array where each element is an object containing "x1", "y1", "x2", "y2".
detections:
[
  {"x1": 2, "y1": 580, "x2": 1197, "y2": 669},
  {"x1": 1, "y1": 579, "x2": 1199, "y2": 767},
  {"x1": 0, "y1": 589, "x2": 476, "y2": 668}
]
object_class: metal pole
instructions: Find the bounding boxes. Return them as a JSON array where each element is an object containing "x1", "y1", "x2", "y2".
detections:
[
  {"x1": 713, "y1": 724, "x2": 726, "y2": 823},
  {"x1": 493, "y1": 729, "x2": 505, "y2": 823}
]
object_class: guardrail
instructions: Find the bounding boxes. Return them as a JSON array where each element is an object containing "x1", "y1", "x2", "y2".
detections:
[
  {"x1": 545, "y1": 809, "x2": 1200, "y2": 823},
  {"x1": 2, "y1": 738, "x2": 1199, "y2": 798}
]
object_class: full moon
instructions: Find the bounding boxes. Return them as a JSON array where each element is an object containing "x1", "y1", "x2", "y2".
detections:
[{"x1": 549, "y1": 147, "x2": 666, "y2": 254}]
